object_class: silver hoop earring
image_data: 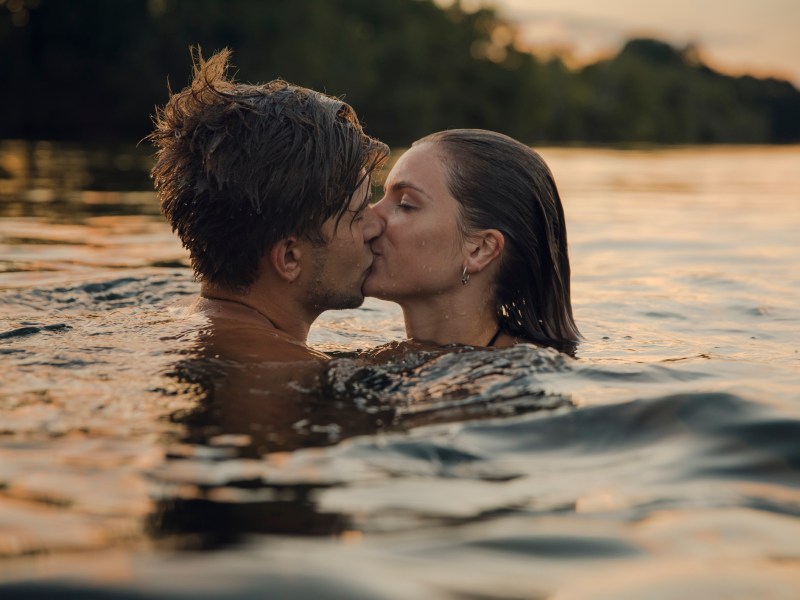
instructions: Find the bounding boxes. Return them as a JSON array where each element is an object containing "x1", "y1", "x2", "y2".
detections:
[{"x1": 461, "y1": 266, "x2": 470, "y2": 285}]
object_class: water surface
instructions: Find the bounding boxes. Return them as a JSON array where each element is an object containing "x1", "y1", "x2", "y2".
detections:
[{"x1": 1, "y1": 141, "x2": 799, "y2": 598}]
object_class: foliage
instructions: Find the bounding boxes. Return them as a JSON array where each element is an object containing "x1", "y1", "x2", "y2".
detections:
[{"x1": 1, "y1": 0, "x2": 798, "y2": 144}]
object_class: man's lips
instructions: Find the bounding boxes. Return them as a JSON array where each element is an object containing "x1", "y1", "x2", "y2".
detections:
[{"x1": 369, "y1": 240, "x2": 383, "y2": 257}]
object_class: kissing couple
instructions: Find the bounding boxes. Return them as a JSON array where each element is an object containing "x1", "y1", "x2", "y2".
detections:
[{"x1": 149, "y1": 49, "x2": 580, "y2": 368}]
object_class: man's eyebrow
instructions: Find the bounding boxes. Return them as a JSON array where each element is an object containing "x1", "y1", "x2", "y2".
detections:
[{"x1": 384, "y1": 180, "x2": 431, "y2": 199}]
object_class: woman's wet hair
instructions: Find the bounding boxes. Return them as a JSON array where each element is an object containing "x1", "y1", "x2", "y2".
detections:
[
  {"x1": 149, "y1": 48, "x2": 389, "y2": 291},
  {"x1": 416, "y1": 129, "x2": 580, "y2": 351}
]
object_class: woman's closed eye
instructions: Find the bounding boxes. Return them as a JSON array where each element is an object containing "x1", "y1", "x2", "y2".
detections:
[{"x1": 398, "y1": 196, "x2": 417, "y2": 211}]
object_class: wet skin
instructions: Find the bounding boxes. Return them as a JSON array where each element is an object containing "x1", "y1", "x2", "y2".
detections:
[
  {"x1": 307, "y1": 177, "x2": 383, "y2": 312},
  {"x1": 363, "y1": 142, "x2": 466, "y2": 302},
  {"x1": 363, "y1": 142, "x2": 517, "y2": 349},
  {"x1": 187, "y1": 177, "x2": 382, "y2": 363}
]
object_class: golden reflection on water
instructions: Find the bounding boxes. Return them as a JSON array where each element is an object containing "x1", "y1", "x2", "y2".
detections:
[
  {"x1": 0, "y1": 216, "x2": 185, "y2": 288},
  {"x1": 1, "y1": 142, "x2": 799, "y2": 596},
  {"x1": 0, "y1": 140, "x2": 156, "y2": 208}
]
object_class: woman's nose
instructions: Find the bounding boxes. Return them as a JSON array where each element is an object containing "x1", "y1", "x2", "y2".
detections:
[
  {"x1": 371, "y1": 195, "x2": 388, "y2": 218},
  {"x1": 362, "y1": 204, "x2": 384, "y2": 242}
]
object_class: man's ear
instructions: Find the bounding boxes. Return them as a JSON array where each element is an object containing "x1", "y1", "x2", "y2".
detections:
[
  {"x1": 269, "y1": 237, "x2": 303, "y2": 282},
  {"x1": 464, "y1": 229, "x2": 504, "y2": 274}
]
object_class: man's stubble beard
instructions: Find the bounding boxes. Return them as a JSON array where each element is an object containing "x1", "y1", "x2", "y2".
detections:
[{"x1": 307, "y1": 247, "x2": 365, "y2": 311}]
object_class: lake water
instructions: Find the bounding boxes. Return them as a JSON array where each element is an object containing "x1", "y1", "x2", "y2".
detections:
[{"x1": 1, "y1": 141, "x2": 799, "y2": 598}]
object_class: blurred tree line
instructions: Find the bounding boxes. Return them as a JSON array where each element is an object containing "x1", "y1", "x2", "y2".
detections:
[{"x1": 2, "y1": 0, "x2": 799, "y2": 145}]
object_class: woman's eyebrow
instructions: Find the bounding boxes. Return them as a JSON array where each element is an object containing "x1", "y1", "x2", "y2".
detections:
[{"x1": 385, "y1": 180, "x2": 431, "y2": 199}]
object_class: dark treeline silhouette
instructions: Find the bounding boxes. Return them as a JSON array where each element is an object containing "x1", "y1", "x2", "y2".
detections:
[{"x1": 2, "y1": 0, "x2": 799, "y2": 145}]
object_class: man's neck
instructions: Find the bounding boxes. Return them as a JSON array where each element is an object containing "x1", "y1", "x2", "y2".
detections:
[{"x1": 199, "y1": 281, "x2": 318, "y2": 343}]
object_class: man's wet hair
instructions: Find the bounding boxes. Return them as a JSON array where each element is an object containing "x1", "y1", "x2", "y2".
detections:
[
  {"x1": 149, "y1": 48, "x2": 389, "y2": 290},
  {"x1": 417, "y1": 129, "x2": 580, "y2": 352}
]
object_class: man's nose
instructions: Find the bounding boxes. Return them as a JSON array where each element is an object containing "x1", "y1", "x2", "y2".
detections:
[{"x1": 363, "y1": 203, "x2": 385, "y2": 242}]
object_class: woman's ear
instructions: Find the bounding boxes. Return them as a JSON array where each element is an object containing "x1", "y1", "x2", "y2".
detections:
[
  {"x1": 465, "y1": 229, "x2": 504, "y2": 273},
  {"x1": 269, "y1": 236, "x2": 303, "y2": 282}
]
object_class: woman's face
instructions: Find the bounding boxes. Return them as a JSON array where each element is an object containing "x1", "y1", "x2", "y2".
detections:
[{"x1": 363, "y1": 142, "x2": 466, "y2": 302}]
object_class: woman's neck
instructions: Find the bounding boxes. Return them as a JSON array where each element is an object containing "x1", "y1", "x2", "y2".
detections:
[{"x1": 400, "y1": 291, "x2": 500, "y2": 347}]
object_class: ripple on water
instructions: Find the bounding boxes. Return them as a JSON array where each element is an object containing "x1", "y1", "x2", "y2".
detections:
[
  {"x1": 0, "y1": 323, "x2": 71, "y2": 340},
  {"x1": 1, "y1": 272, "x2": 197, "y2": 314},
  {"x1": 2, "y1": 146, "x2": 800, "y2": 597}
]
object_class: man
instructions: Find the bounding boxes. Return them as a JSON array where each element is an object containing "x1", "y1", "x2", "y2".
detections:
[{"x1": 149, "y1": 48, "x2": 389, "y2": 362}]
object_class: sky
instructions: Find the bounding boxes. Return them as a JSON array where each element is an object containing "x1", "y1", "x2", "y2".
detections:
[{"x1": 449, "y1": 0, "x2": 800, "y2": 86}]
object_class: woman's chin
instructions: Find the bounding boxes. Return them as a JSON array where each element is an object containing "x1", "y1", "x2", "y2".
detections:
[
  {"x1": 362, "y1": 277, "x2": 395, "y2": 301},
  {"x1": 361, "y1": 277, "x2": 380, "y2": 299}
]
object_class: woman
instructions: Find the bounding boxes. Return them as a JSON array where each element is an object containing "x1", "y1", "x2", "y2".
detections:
[{"x1": 363, "y1": 129, "x2": 580, "y2": 353}]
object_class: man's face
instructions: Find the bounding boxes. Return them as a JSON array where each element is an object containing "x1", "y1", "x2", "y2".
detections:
[{"x1": 306, "y1": 178, "x2": 382, "y2": 311}]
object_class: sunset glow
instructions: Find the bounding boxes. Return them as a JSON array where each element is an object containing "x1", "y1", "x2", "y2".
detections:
[{"x1": 441, "y1": 0, "x2": 800, "y2": 85}]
